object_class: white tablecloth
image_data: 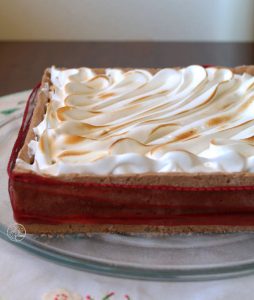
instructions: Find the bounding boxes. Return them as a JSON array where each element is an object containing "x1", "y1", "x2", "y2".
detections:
[
  {"x1": 1, "y1": 238, "x2": 254, "y2": 300},
  {"x1": 1, "y1": 91, "x2": 254, "y2": 300}
]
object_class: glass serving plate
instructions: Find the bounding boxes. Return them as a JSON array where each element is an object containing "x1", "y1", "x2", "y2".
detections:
[{"x1": 1, "y1": 91, "x2": 254, "y2": 281}]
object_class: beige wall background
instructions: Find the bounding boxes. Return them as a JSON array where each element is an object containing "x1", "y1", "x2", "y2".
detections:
[{"x1": 1, "y1": 0, "x2": 254, "y2": 41}]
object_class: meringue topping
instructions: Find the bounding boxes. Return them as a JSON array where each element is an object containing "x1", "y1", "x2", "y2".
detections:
[{"x1": 16, "y1": 66, "x2": 254, "y2": 175}]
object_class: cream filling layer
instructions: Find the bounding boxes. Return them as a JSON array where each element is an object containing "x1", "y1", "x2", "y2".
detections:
[{"x1": 16, "y1": 65, "x2": 254, "y2": 175}]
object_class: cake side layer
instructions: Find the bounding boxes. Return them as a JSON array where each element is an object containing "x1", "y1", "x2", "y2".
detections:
[{"x1": 10, "y1": 177, "x2": 254, "y2": 230}]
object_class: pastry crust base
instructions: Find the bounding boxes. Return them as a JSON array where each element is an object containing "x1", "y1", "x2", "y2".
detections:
[{"x1": 24, "y1": 223, "x2": 254, "y2": 234}]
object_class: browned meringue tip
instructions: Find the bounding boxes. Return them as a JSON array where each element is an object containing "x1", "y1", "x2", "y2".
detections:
[
  {"x1": 146, "y1": 123, "x2": 179, "y2": 142},
  {"x1": 109, "y1": 137, "x2": 151, "y2": 154},
  {"x1": 64, "y1": 135, "x2": 86, "y2": 144},
  {"x1": 87, "y1": 74, "x2": 109, "y2": 82},
  {"x1": 206, "y1": 115, "x2": 232, "y2": 128},
  {"x1": 58, "y1": 150, "x2": 90, "y2": 158},
  {"x1": 238, "y1": 97, "x2": 254, "y2": 113},
  {"x1": 171, "y1": 129, "x2": 198, "y2": 143},
  {"x1": 99, "y1": 92, "x2": 116, "y2": 99},
  {"x1": 242, "y1": 136, "x2": 254, "y2": 144},
  {"x1": 56, "y1": 106, "x2": 72, "y2": 121}
]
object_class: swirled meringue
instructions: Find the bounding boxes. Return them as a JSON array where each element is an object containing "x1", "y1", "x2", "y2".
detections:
[{"x1": 16, "y1": 65, "x2": 254, "y2": 175}]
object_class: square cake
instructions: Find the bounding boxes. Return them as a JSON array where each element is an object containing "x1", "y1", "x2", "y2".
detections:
[{"x1": 8, "y1": 65, "x2": 254, "y2": 233}]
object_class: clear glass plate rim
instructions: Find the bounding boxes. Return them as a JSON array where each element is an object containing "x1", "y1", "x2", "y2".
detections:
[{"x1": 2, "y1": 223, "x2": 254, "y2": 282}]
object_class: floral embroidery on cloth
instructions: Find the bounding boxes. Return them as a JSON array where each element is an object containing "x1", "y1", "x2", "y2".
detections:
[
  {"x1": 42, "y1": 289, "x2": 131, "y2": 300},
  {"x1": 42, "y1": 289, "x2": 83, "y2": 300}
]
